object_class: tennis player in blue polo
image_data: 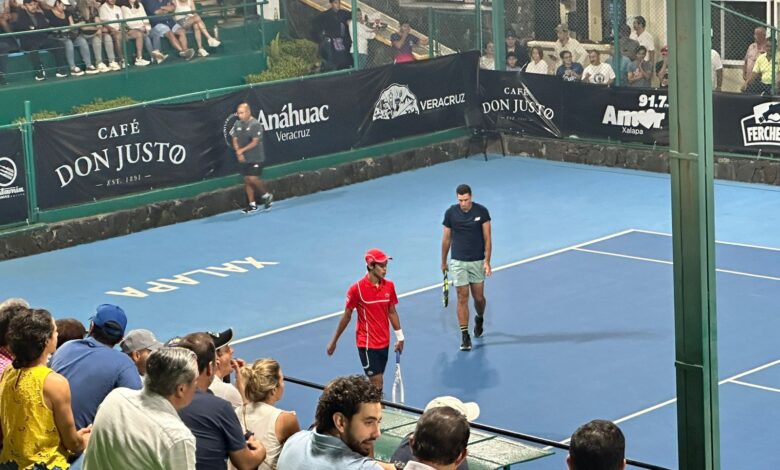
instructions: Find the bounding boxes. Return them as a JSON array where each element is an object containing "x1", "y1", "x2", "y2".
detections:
[{"x1": 440, "y1": 184, "x2": 492, "y2": 351}]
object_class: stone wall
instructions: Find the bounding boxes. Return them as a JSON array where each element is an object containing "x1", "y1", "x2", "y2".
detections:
[{"x1": 0, "y1": 138, "x2": 469, "y2": 261}]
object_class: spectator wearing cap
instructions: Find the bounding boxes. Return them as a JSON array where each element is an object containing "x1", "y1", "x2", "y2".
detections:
[
  {"x1": 406, "y1": 407, "x2": 470, "y2": 470},
  {"x1": 208, "y1": 328, "x2": 245, "y2": 408},
  {"x1": 550, "y1": 23, "x2": 587, "y2": 69},
  {"x1": 0, "y1": 297, "x2": 29, "y2": 376},
  {"x1": 120, "y1": 328, "x2": 163, "y2": 376},
  {"x1": 629, "y1": 16, "x2": 655, "y2": 64},
  {"x1": 83, "y1": 347, "x2": 199, "y2": 470},
  {"x1": 277, "y1": 374, "x2": 391, "y2": 469},
  {"x1": 0, "y1": 308, "x2": 91, "y2": 469},
  {"x1": 177, "y1": 332, "x2": 266, "y2": 470},
  {"x1": 567, "y1": 419, "x2": 626, "y2": 470},
  {"x1": 50, "y1": 304, "x2": 142, "y2": 429},
  {"x1": 327, "y1": 248, "x2": 405, "y2": 392},
  {"x1": 234, "y1": 358, "x2": 300, "y2": 470},
  {"x1": 55, "y1": 318, "x2": 87, "y2": 349},
  {"x1": 391, "y1": 396, "x2": 479, "y2": 470}
]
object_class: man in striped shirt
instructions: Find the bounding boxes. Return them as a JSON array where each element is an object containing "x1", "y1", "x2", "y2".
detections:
[{"x1": 327, "y1": 248, "x2": 405, "y2": 391}]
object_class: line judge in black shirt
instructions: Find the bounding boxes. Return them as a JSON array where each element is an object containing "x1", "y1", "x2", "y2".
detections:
[{"x1": 440, "y1": 184, "x2": 492, "y2": 352}]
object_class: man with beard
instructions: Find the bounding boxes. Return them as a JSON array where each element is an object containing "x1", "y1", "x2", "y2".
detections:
[{"x1": 277, "y1": 375, "x2": 394, "y2": 469}]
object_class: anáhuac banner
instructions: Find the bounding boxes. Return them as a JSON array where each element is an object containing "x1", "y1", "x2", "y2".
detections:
[
  {"x1": 479, "y1": 70, "x2": 563, "y2": 138},
  {"x1": 0, "y1": 129, "x2": 29, "y2": 226},
  {"x1": 33, "y1": 94, "x2": 241, "y2": 210}
]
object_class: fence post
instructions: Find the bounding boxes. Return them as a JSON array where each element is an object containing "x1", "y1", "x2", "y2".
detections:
[
  {"x1": 427, "y1": 7, "x2": 434, "y2": 59},
  {"x1": 491, "y1": 0, "x2": 504, "y2": 70},
  {"x1": 475, "y1": 0, "x2": 482, "y2": 54},
  {"x1": 772, "y1": 32, "x2": 776, "y2": 96},
  {"x1": 612, "y1": 0, "x2": 621, "y2": 86},
  {"x1": 22, "y1": 100, "x2": 38, "y2": 224},
  {"x1": 351, "y1": 0, "x2": 359, "y2": 69}
]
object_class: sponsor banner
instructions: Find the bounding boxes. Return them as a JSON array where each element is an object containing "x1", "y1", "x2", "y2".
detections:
[
  {"x1": 562, "y1": 83, "x2": 669, "y2": 144},
  {"x1": 357, "y1": 52, "x2": 479, "y2": 146},
  {"x1": 33, "y1": 94, "x2": 240, "y2": 209},
  {"x1": 714, "y1": 92, "x2": 780, "y2": 154},
  {"x1": 0, "y1": 129, "x2": 28, "y2": 226},
  {"x1": 479, "y1": 70, "x2": 563, "y2": 137}
]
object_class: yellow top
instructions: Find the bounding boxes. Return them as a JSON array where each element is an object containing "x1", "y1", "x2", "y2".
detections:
[
  {"x1": 0, "y1": 365, "x2": 70, "y2": 470},
  {"x1": 752, "y1": 52, "x2": 780, "y2": 85}
]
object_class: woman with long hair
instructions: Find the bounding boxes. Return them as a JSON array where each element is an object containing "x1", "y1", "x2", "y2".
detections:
[
  {"x1": 234, "y1": 359, "x2": 299, "y2": 470},
  {"x1": 0, "y1": 308, "x2": 91, "y2": 469}
]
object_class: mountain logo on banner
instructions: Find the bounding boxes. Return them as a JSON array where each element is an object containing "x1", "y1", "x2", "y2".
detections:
[
  {"x1": 0, "y1": 157, "x2": 18, "y2": 187},
  {"x1": 372, "y1": 84, "x2": 420, "y2": 121},
  {"x1": 741, "y1": 102, "x2": 780, "y2": 146}
]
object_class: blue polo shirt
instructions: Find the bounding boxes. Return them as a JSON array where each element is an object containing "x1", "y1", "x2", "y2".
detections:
[
  {"x1": 277, "y1": 430, "x2": 385, "y2": 469},
  {"x1": 50, "y1": 336, "x2": 143, "y2": 429},
  {"x1": 178, "y1": 388, "x2": 246, "y2": 470},
  {"x1": 141, "y1": 0, "x2": 175, "y2": 27},
  {"x1": 443, "y1": 202, "x2": 491, "y2": 262}
]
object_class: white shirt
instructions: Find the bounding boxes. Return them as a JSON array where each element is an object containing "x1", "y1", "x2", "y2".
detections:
[
  {"x1": 98, "y1": 3, "x2": 124, "y2": 31},
  {"x1": 234, "y1": 401, "x2": 289, "y2": 470},
  {"x1": 349, "y1": 21, "x2": 375, "y2": 54},
  {"x1": 479, "y1": 55, "x2": 495, "y2": 70},
  {"x1": 525, "y1": 60, "x2": 548, "y2": 74},
  {"x1": 121, "y1": 5, "x2": 151, "y2": 31},
  {"x1": 174, "y1": 0, "x2": 195, "y2": 20},
  {"x1": 404, "y1": 462, "x2": 437, "y2": 470},
  {"x1": 711, "y1": 49, "x2": 723, "y2": 88},
  {"x1": 209, "y1": 377, "x2": 243, "y2": 408},
  {"x1": 630, "y1": 30, "x2": 655, "y2": 60},
  {"x1": 83, "y1": 388, "x2": 196, "y2": 470},
  {"x1": 583, "y1": 62, "x2": 616, "y2": 84}
]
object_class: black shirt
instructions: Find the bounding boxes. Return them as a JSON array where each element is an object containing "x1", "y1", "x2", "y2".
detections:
[
  {"x1": 443, "y1": 202, "x2": 491, "y2": 262},
  {"x1": 230, "y1": 117, "x2": 265, "y2": 163},
  {"x1": 391, "y1": 434, "x2": 470, "y2": 470}
]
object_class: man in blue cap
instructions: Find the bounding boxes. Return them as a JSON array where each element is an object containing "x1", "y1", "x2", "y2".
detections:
[{"x1": 51, "y1": 304, "x2": 143, "y2": 429}]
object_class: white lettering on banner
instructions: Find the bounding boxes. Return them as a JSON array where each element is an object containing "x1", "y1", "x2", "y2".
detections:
[
  {"x1": 275, "y1": 129, "x2": 311, "y2": 141},
  {"x1": 741, "y1": 101, "x2": 780, "y2": 146},
  {"x1": 98, "y1": 120, "x2": 142, "y2": 140},
  {"x1": 482, "y1": 97, "x2": 555, "y2": 121},
  {"x1": 257, "y1": 104, "x2": 329, "y2": 131},
  {"x1": 418, "y1": 93, "x2": 466, "y2": 111},
  {"x1": 55, "y1": 143, "x2": 187, "y2": 188},
  {"x1": 106, "y1": 257, "x2": 279, "y2": 298},
  {"x1": 601, "y1": 105, "x2": 665, "y2": 135}
]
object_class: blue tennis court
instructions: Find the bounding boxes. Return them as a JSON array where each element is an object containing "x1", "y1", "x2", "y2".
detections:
[{"x1": 2, "y1": 156, "x2": 780, "y2": 468}]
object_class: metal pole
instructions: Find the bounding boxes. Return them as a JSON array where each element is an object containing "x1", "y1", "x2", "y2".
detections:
[
  {"x1": 350, "y1": 0, "x2": 359, "y2": 68},
  {"x1": 428, "y1": 7, "x2": 434, "y2": 59},
  {"x1": 22, "y1": 101, "x2": 38, "y2": 223},
  {"x1": 612, "y1": 0, "x2": 621, "y2": 86},
  {"x1": 475, "y1": 0, "x2": 482, "y2": 53},
  {"x1": 667, "y1": 1, "x2": 721, "y2": 469},
  {"x1": 491, "y1": 0, "x2": 504, "y2": 70}
]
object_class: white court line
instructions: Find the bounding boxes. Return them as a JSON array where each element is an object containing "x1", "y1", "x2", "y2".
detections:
[
  {"x1": 632, "y1": 228, "x2": 780, "y2": 253},
  {"x1": 540, "y1": 358, "x2": 780, "y2": 450},
  {"x1": 574, "y1": 247, "x2": 780, "y2": 282},
  {"x1": 728, "y1": 380, "x2": 780, "y2": 394},
  {"x1": 232, "y1": 229, "x2": 636, "y2": 346}
]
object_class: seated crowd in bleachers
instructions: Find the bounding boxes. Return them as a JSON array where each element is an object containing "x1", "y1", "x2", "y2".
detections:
[
  {"x1": 0, "y1": 297, "x2": 628, "y2": 470},
  {"x1": 0, "y1": 0, "x2": 221, "y2": 84}
]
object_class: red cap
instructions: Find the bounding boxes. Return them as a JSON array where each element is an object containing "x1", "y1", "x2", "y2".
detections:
[{"x1": 365, "y1": 248, "x2": 391, "y2": 265}]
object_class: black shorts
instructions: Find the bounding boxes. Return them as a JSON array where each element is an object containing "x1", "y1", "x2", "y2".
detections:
[
  {"x1": 358, "y1": 347, "x2": 389, "y2": 377},
  {"x1": 240, "y1": 162, "x2": 263, "y2": 177}
]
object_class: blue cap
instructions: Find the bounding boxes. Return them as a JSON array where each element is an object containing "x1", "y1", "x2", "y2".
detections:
[{"x1": 90, "y1": 304, "x2": 127, "y2": 337}]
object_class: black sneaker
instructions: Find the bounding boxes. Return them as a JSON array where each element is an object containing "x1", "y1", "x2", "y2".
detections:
[
  {"x1": 262, "y1": 193, "x2": 273, "y2": 209},
  {"x1": 34, "y1": 69, "x2": 46, "y2": 81},
  {"x1": 474, "y1": 315, "x2": 484, "y2": 338},
  {"x1": 241, "y1": 205, "x2": 259, "y2": 214},
  {"x1": 460, "y1": 332, "x2": 472, "y2": 351}
]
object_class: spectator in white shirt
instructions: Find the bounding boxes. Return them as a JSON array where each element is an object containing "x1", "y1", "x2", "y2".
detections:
[
  {"x1": 629, "y1": 16, "x2": 654, "y2": 64},
  {"x1": 712, "y1": 48, "x2": 723, "y2": 91},
  {"x1": 479, "y1": 41, "x2": 495, "y2": 70},
  {"x1": 550, "y1": 23, "x2": 587, "y2": 68},
  {"x1": 582, "y1": 50, "x2": 615, "y2": 86},
  {"x1": 524, "y1": 46, "x2": 549, "y2": 74},
  {"x1": 98, "y1": 0, "x2": 124, "y2": 64},
  {"x1": 83, "y1": 347, "x2": 199, "y2": 470},
  {"x1": 121, "y1": 0, "x2": 156, "y2": 66},
  {"x1": 173, "y1": 0, "x2": 220, "y2": 57},
  {"x1": 349, "y1": 9, "x2": 375, "y2": 69}
]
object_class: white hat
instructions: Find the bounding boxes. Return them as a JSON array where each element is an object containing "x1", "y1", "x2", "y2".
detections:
[{"x1": 424, "y1": 396, "x2": 480, "y2": 422}]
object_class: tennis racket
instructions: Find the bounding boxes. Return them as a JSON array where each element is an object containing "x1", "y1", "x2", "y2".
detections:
[
  {"x1": 442, "y1": 269, "x2": 449, "y2": 308},
  {"x1": 391, "y1": 350, "x2": 405, "y2": 404}
]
